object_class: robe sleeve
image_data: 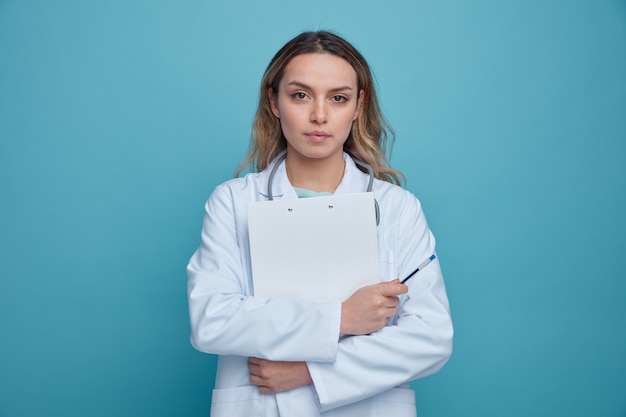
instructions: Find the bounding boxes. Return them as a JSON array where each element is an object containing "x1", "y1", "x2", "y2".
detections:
[
  {"x1": 307, "y1": 190, "x2": 453, "y2": 411},
  {"x1": 187, "y1": 183, "x2": 341, "y2": 362}
]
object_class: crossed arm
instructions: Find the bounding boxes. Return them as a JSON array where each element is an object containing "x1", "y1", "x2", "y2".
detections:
[{"x1": 248, "y1": 279, "x2": 407, "y2": 393}]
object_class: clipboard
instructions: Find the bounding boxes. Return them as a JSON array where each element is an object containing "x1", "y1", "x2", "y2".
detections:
[{"x1": 247, "y1": 192, "x2": 380, "y2": 303}]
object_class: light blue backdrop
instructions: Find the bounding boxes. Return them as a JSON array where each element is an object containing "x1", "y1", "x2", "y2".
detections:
[{"x1": 1, "y1": 1, "x2": 625, "y2": 416}]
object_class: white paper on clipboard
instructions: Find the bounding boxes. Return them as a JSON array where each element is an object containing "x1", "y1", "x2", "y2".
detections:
[{"x1": 247, "y1": 192, "x2": 380, "y2": 303}]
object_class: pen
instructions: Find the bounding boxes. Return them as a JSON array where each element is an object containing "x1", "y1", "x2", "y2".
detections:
[{"x1": 400, "y1": 254, "x2": 436, "y2": 284}]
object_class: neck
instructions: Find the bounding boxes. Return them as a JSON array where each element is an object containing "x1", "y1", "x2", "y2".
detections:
[{"x1": 285, "y1": 150, "x2": 345, "y2": 193}]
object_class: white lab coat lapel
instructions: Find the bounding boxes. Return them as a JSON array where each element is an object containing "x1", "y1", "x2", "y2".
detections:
[
  {"x1": 334, "y1": 153, "x2": 371, "y2": 196},
  {"x1": 258, "y1": 152, "x2": 298, "y2": 201}
]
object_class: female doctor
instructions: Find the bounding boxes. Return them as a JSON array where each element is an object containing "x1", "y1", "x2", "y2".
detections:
[{"x1": 187, "y1": 31, "x2": 453, "y2": 417}]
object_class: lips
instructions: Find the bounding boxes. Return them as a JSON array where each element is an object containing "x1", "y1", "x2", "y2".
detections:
[{"x1": 306, "y1": 131, "x2": 330, "y2": 142}]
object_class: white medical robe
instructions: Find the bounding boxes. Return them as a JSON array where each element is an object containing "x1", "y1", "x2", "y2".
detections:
[{"x1": 187, "y1": 153, "x2": 453, "y2": 416}]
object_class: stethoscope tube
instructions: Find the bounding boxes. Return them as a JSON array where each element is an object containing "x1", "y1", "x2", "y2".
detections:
[{"x1": 267, "y1": 151, "x2": 380, "y2": 225}]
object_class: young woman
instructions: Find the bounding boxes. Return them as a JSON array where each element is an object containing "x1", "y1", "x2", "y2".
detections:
[{"x1": 187, "y1": 31, "x2": 453, "y2": 417}]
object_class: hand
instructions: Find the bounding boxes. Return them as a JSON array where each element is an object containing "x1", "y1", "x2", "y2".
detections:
[
  {"x1": 248, "y1": 357, "x2": 313, "y2": 394},
  {"x1": 340, "y1": 279, "x2": 408, "y2": 335}
]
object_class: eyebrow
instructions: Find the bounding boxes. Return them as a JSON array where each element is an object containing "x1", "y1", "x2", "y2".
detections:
[{"x1": 286, "y1": 81, "x2": 354, "y2": 93}]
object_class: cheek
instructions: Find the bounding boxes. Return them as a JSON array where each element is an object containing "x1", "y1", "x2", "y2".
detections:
[
  {"x1": 352, "y1": 107, "x2": 359, "y2": 121},
  {"x1": 277, "y1": 108, "x2": 294, "y2": 130},
  {"x1": 342, "y1": 108, "x2": 358, "y2": 129},
  {"x1": 278, "y1": 105, "x2": 303, "y2": 129},
  {"x1": 279, "y1": 117, "x2": 292, "y2": 136},
  {"x1": 277, "y1": 111, "x2": 301, "y2": 141}
]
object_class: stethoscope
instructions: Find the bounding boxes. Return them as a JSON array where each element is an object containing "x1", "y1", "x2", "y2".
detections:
[{"x1": 267, "y1": 151, "x2": 380, "y2": 225}]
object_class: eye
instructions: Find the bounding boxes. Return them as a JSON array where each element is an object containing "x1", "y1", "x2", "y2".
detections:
[
  {"x1": 290, "y1": 92, "x2": 308, "y2": 100},
  {"x1": 331, "y1": 95, "x2": 349, "y2": 103}
]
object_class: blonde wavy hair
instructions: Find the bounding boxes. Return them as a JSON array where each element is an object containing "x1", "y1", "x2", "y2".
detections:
[{"x1": 237, "y1": 30, "x2": 404, "y2": 185}]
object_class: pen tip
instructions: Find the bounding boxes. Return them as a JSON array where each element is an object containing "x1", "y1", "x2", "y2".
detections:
[{"x1": 430, "y1": 254, "x2": 436, "y2": 260}]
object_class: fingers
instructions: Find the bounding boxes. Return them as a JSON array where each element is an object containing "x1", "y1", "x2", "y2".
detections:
[
  {"x1": 377, "y1": 281, "x2": 408, "y2": 297},
  {"x1": 339, "y1": 281, "x2": 407, "y2": 336},
  {"x1": 378, "y1": 282, "x2": 404, "y2": 318},
  {"x1": 248, "y1": 358, "x2": 268, "y2": 388},
  {"x1": 248, "y1": 357, "x2": 266, "y2": 377},
  {"x1": 386, "y1": 296, "x2": 400, "y2": 309},
  {"x1": 248, "y1": 359, "x2": 313, "y2": 394}
]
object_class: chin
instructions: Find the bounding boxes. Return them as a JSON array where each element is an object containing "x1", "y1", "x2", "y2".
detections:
[{"x1": 288, "y1": 144, "x2": 344, "y2": 161}]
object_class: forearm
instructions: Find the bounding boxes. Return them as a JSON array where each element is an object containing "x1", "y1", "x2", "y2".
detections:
[
  {"x1": 188, "y1": 265, "x2": 341, "y2": 361},
  {"x1": 309, "y1": 270, "x2": 453, "y2": 411}
]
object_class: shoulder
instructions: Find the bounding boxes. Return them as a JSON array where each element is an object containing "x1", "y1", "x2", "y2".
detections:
[
  {"x1": 373, "y1": 179, "x2": 426, "y2": 226},
  {"x1": 209, "y1": 152, "x2": 284, "y2": 202},
  {"x1": 373, "y1": 180, "x2": 422, "y2": 209},
  {"x1": 206, "y1": 172, "x2": 265, "y2": 207}
]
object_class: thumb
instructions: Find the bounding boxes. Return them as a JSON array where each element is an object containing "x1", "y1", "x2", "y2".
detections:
[{"x1": 378, "y1": 281, "x2": 408, "y2": 296}]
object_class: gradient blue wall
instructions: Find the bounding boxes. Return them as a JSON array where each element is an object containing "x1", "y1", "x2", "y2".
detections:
[{"x1": 1, "y1": 1, "x2": 625, "y2": 416}]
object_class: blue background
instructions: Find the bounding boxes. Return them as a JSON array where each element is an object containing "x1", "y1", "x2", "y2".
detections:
[{"x1": 1, "y1": 1, "x2": 625, "y2": 416}]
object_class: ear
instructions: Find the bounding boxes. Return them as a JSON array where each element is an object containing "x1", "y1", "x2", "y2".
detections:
[
  {"x1": 353, "y1": 89, "x2": 364, "y2": 121},
  {"x1": 269, "y1": 88, "x2": 280, "y2": 118}
]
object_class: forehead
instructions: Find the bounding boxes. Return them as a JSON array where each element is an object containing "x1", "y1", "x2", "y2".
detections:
[{"x1": 280, "y1": 53, "x2": 358, "y2": 89}]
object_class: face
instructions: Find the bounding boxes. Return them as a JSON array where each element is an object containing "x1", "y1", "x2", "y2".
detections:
[{"x1": 269, "y1": 53, "x2": 362, "y2": 164}]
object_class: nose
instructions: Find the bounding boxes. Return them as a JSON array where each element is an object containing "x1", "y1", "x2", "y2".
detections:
[{"x1": 310, "y1": 100, "x2": 327, "y2": 124}]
